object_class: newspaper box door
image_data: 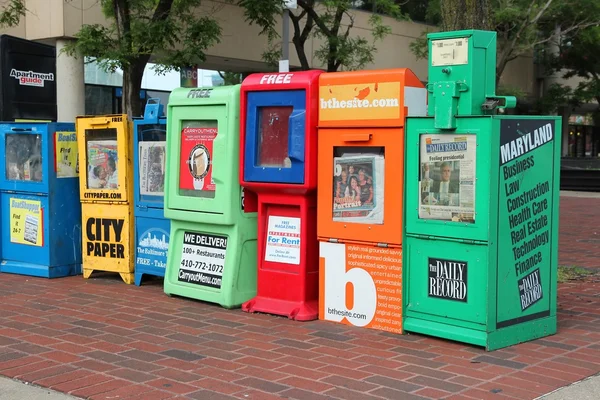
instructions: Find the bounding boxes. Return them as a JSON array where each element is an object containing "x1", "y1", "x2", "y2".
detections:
[
  {"x1": 404, "y1": 120, "x2": 493, "y2": 243},
  {"x1": 77, "y1": 115, "x2": 130, "y2": 203},
  {"x1": 166, "y1": 105, "x2": 232, "y2": 215},
  {"x1": 317, "y1": 127, "x2": 405, "y2": 246}
]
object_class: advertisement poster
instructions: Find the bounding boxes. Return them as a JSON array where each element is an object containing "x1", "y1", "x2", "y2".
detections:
[
  {"x1": 10, "y1": 198, "x2": 43, "y2": 246},
  {"x1": 332, "y1": 153, "x2": 384, "y2": 224},
  {"x1": 55, "y1": 131, "x2": 78, "y2": 178},
  {"x1": 319, "y1": 241, "x2": 402, "y2": 333},
  {"x1": 178, "y1": 231, "x2": 227, "y2": 289},
  {"x1": 496, "y1": 119, "x2": 555, "y2": 324},
  {"x1": 179, "y1": 124, "x2": 217, "y2": 193},
  {"x1": 87, "y1": 140, "x2": 118, "y2": 190},
  {"x1": 5, "y1": 133, "x2": 43, "y2": 182},
  {"x1": 264, "y1": 216, "x2": 301, "y2": 265},
  {"x1": 139, "y1": 141, "x2": 166, "y2": 196},
  {"x1": 418, "y1": 134, "x2": 476, "y2": 223}
]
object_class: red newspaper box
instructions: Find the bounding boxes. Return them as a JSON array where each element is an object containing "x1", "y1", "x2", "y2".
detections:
[{"x1": 240, "y1": 70, "x2": 322, "y2": 321}]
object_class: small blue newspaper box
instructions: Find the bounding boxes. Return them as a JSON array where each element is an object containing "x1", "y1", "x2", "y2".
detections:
[
  {"x1": 0, "y1": 122, "x2": 82, "y2": 278},
  {"x1": 133, "y1": 99, "x2": 169, "y2": 285}
]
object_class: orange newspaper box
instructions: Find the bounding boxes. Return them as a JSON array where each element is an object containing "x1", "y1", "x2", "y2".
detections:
[{"x1": 317, "y1": 68, "x2": 426, "y2": 334}]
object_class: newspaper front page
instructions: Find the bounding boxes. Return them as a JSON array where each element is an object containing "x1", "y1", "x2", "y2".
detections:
[
  {"x1": 332, "y1": 153, "x2": 385, "y2": 224},
  {"x1": 419, "y1": 134, "x2": 476, "y2": 223},
  {"x1": 139, "y1": 141, "x2": 166, "y2": 196}
]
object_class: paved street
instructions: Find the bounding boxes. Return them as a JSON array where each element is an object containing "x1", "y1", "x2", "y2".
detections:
[{"x1": 0, "y1": 191, "x2": 598, "y2": 400}]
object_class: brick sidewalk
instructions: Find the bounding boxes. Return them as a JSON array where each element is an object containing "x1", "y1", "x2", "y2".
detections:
[
  {"x1": 0, "y1": 193, "x2": 597, "y2": 400},
  {"x1": 559, "y1": 194, "x2": 600, "y2": 268}
]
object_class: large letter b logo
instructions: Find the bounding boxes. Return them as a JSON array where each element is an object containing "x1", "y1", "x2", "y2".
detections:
[{"x1": 320, "y1": 242, "x2": 377, "y2": 327}]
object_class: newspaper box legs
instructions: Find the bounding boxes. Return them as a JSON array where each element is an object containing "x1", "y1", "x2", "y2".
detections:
[
  {"x1": 316, "y1": 69, "x2": 426, "y2": 333},
  {"x1": 77, "y1": 115, "x2": 134, "y2": 284},
  {"x1": 162, "y1": 85, "x2": 258, "y2": 308},
  {"x1": 402, "y1": 30, "x2": 561, "y2": 350}
]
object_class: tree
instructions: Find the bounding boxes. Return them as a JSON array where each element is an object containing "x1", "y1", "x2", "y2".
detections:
[
  {"x1": 239, "y1": 0, "x2": 405, "y2": 72},
  {"x1": 0, "y1": 0, "x2": 25, "y2": 28},
  {"x1": 537, "y1": 25, "x2": 600, "y2": 119},
  {"x1": 61, "y1": 0, "x2": 222, "y2": 117},
  {"x1": 217, "y1": 71, "x2": 243, "y2": 86},
  {"x1": 409, "y1": 0, "x2": 600, "y2": 86}
]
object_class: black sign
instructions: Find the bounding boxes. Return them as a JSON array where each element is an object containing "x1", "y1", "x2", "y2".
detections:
[
  {"x1": 428, "y1": 257, "x2": 468, "y2": 302},
  {"x1": 518, "y1": 268, "x2": 543, "y2": 311},
  {"x1": 0, "y1": 35, "x2": 57, "y2": 121},
  {"x1": 499, "y1": 119, "x2": 554, "y2": 166},
  {"x1": 178, "y1": 231, "x2": 227, "y2": 289}
]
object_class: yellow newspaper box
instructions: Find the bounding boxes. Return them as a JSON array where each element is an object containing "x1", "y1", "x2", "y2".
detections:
[{"x1": 76, "y1": 115, "x2": 134, "y2": 284}]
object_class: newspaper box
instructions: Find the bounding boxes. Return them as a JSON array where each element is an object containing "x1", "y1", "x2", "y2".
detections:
[
  {"x1": 133, "y1": 99, "x2": 168, "y2": 285},
  {"x1": 403, "y1": 30, "x2": 561, "y2": 350},
  {"x1": 239, "y1": 70, "x2": 322, "y2": 321},
  {"x1": 77, "y1": 114, "x2": 134, "y2": 284},
  {"x1": 0, "y1": 122, "x2": 81, "y2": 277},
  {"x1": 163, "y1": 85, "x2": 257, "y2": 308},
  {"x1": 317, "y1": 68, "x2": 426, "y2": 334}
]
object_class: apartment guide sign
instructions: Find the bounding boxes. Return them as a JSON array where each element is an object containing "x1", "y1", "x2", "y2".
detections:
[{"x1": 10, "y1": 69, "x2": 54, "y2": 88}]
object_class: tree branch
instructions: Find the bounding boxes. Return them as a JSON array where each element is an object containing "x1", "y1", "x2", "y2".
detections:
[{"x1": 297, "y1": 0, "x2": 331, "y2": 36}]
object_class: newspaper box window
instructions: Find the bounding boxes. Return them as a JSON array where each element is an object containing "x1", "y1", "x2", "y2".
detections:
[
  {"x1": 418, "y1": 134, "x2": 476, "y2": 223},
  {"x1": 0, "y1": 122, "x2": 81, "y2": 279},
  {"x1": 257, "y1": 106, "x2": 293, "y2": 168},
  {"x1": 332, "y1": 147, "x2": 385, "y2": 225},
  {"x1": 5, "y1": 133, "x2": 43, "y2": 182},
  {"x1": 138, "y1": 124, "x2": 166, "y2": 200}
]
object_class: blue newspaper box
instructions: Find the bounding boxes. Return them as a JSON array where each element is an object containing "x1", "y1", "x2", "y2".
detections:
[
  {"x1": 0, "y1": 122, "x2": 81, "y2": 278},
  {"x1": 133, "y1": 99, "x2": 169, "y2": 285}
]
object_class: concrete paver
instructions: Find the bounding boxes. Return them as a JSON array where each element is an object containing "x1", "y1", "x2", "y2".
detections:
[
  {"x1": 0, "y1": 191, "x2": 597, "y2": 400},
  {"x1": 0, "y1": 376, "x2": 78, "y2": 399},
  {"x1": 538, "y1": 373, "x2": 600, "y2": 399}
]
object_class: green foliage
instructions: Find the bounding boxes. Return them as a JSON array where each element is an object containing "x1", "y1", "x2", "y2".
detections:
[
  {"x1": 408, "y1": 0, "x2": 600, "y2": 84},
  {"x1": 240, "y1": 0, "x2": 406, "y2": 72},
  {"x1": 64, "y1": 0, "x2": 222, "y2": 75},
  {"x1": 0, "y1": 0, "x2": 25, "y2": 28},
  {"x1": 217, "y1": 71, "x2": 243, "y2": 86},
  {"x1": 557, "y1": 265, "x2": 594, "y2": 283}
]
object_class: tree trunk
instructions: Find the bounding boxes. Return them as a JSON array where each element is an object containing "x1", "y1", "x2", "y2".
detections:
[
  {"x1": 440, "y1": 0, "x2": 493, "y2": 31},
  {"x1": 121, "y1": 61, "x2": 146, "y2": 117}
]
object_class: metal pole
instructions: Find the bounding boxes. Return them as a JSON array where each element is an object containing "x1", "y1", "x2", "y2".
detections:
[{"x1": 280, "y1": 9, "x2": 290, "y2": 72}]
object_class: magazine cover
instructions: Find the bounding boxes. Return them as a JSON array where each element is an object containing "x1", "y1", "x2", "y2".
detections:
[
  {"x1": 139, "y1": 141, "x2": 166, "y2": 196},
  {"x1": 418, "y1": 134, "x2": 476, "y2": 222},
  {"x1": 332, "y1": 153, "x2": 385, "y2": 224},
  {"x1": 87, "y1": 140, "x2": 118, "y2": 190},
  {"x1": 179, "y1": 125, "x2": 217, "y2": 193}
]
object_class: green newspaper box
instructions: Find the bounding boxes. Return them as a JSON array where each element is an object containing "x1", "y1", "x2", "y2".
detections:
[
  {"x1": 403, "y1": 30, "x2": 561, "y2": 350},
  {"x1": 163, "y1": 85, "x2": 257, "y2": 308}
]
